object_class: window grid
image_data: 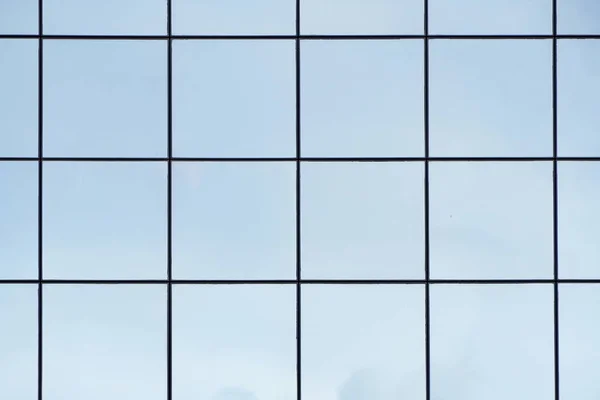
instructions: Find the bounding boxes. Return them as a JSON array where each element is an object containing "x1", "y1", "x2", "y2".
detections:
[{"x1": 1, "y1": 0, "x2": 598, "y2": 399}]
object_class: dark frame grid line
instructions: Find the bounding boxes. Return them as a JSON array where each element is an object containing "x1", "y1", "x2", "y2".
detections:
[
  {"x1": 295, "y1": 0, "x2": 302, "y2": 399},
  {"x1": 6, "y1": 156, "x2": 600, "y2": 162},
  {"x1": 166, "y1": 1, "x2": 173, "y2": 400},
  {"x1": 1, "y1": 3, "x2": 599, "y2": 400},
  {"x1": 5, "y1": 279, "x2": 600, "y2": 285},
  {"x1": 423, "y1": 1, "x2": 431, "y2": 400},
  {"x1": 552, "y1": 0, "x2": 560, "y2": 399},
  {"x1": 3, "y1": 33, "x2": 600, "y2": 40},
  {"x1": 37, "y1": 0, "x2": 43, "y2": 399}
]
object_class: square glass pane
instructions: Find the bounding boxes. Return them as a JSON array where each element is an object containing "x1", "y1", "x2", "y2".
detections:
[
  {"x1": 430, "y1": 40, "x2": 552, "y2": 157},
  {"x1": 0, "y1": 40, "x2": 37, "y2": 157},
  {"x1": 173, "y1": 162, "x2": 295, "y2": 280},
  {"x1": 558, "y1": 162, "x2": 600, "y2": 278},
  {"x1": 430, "y1": 162, "x2": 553, "y2": 279},
  {"x1": 301, "y1": 0, "x2": 423, "y2": 35},
  {"x1": 431, "y1": 284, "x2": 554, "y2": 400},
  {"x1": 43, "y1": 162, "x2": 167, "y2": 280},
  {"x1": 173, "y1": 40, "x2": 294, "y2": 158},
  {"x1": 301, "y1": 162, "x2": 424, "y2": 279},
  {"x1": 429, "y1": 0, "x2": 551, "y2": 34},
  {"x1": 0, "y1": 162, "x2": 37, "y2": 279},
  {"x1": 302, "y1": 285, "x2": 425, "y2": 399},
  {"x1": 43, "y1": 0, "x2": 166, "y2": 35},
  {"x1": 43, "y1": 285, "x2": 166, "y2": 400},
  {"x1": 301, "y1": 40, "x2": 423, "y2": 157},
  {"x1": 560, "y1": 284, "x2": 600, "y2": 400},
  {"x1": 173, "y1": 0, "x2": 295, "y2": 35},
  {"x1": 44, "y1": 40, "x2": 167, "y2": 157},
  {"x1": 0, "y1": 0, "x2": 37, "y2": 34},
  {"x1": 558, "y1": 40, "x2": 600, "y2": 156},
  {"x1": 0, "y1": 285, "x2": 37, "y2": 400},
  {"x1": 558, "y1": 0, "x2": 600, "y2": 34},
  {"x1": 173, "y1": 285, "x2": 296, "y2": 400}
]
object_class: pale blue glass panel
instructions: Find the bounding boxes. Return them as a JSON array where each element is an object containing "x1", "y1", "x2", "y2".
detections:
[
  {"x1": 0, "y1": 39, "x2": 37, "y2": 157},
  {"x1": 431, "y1": 284, "x2": 554, "y2": 400},
  {"x1": 302, "y1": 40, "x2": 423, "y2": 157},
  {"x1": 0, "y1": 285, "x2": 37, "y2": 400},
  {"x1": 430, "y1": 40, "x2": 552, "y2": 157},
  {"x1": 174, "y1": 0, "x2": 295, "y2": 35},
  {"x1": 43, "y1": 162, "x2": 167, "y2": 279},
  {"x1": 0, "y1": 162, "x2": 37, "y2": 279},
  {"x1": 44, "y1": 40, "x2": 167, "y2": 157},
  {"x1": 43, "y1": 285, "x2": 167, "y2": 400},
  {"x1": 301, "y1": 0, "x2": 423, "y2": 35},
  {"x1": 430, "y1": 162, "x2": 553, "y2": 279},
  {"x1": 302, "y1": 285, "x2": 425, "y2": 400},
  {"x1": 558, "y1": 40, "x2": 600, "y2": 156},
  {"x1": 173, "y1": 162, "x2": 295, "y2": 280},
  {"x1": 558, "y1": 162, "x2": 600, "y2": 278},
  {"x1": 173, "y1": 285, "x2": 296, "y2": 400},
  {"x1": 301, "y1": 162, "x2": 424, "y2": 279},
  {"x1": 173, "y1": 40, "x2": 294, "y2": 158},
  {"x1": 430, "y1": 0, "x2": 551, "y2": 34},
  {"x1": 43, "y1": 0, "x2": 166, "y2": 35}
]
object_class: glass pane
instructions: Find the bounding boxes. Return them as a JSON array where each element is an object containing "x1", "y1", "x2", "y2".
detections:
[
  {"x1": 558, "y1": 40, "x2": 600, "y2": 156},
  {"x1": 430, "y1": 162, "x2": 553, "y2": 279},
  {"x1": 431, "y1": 284, "x2": 554, "y2": 400},
  {"x1": 173, "y1": 40, "x2": 294, "y2": 158},
  {"x1": 302, "y1": 285, "x2": 425, "y2": 399},
  {"x1": 173, "y1": 285, "x2": 296, "y2": 400},
  {"x1": 43, "y1": 285, "x2": 166, "y2": 400},
  {"x1": 301, "y1": 0, "x2": 423, "y2": 35},
  {"x1": 0, "y1": 285, "x2": 37, "y2": 400},
  {"x1": 301, "y1": 162, "x2": 424, "y2": 279},
  {"x1": 43, "y1": 162, "x2": 167, "y2": 280},
  {"x1": 43, "y1": 0, "x2": 166, "y2": 35},
  {"x1": 558, "y1": 162, "x2": 600, "y2": 278},
  {"x1": 0, "y1": 39, "x2": 37, "y2": 157},
  {"x1": 429, "y1": 40, "x2": 552, "y2": 157},
  {"x1": 0, "y1": 0, "x2": 38, "y2": 34},
  {"x1": 558, "y1": 0, "x2": 600, "y2": 34},
  {"x1": 429, "y1": 0, "x2": 551, "y2": 34},
  {"x1": 301, "y1": 40, "x2": 423, "y2": 157},
  {"x1": 0, "y1": 162, "x2": 37, "y2": 279},
  {"x1": 560, "y1": 284, "x2": 600, "y2": 400},
  {"x1": 173, "y1": 162, "x2": 295, "y2": 280},
  {"x1": 173, "y1": 0, "x2": 295, "y2": 35},
  {"x1": 44, "y1": 40, "x2": 167, "y2": 157}
]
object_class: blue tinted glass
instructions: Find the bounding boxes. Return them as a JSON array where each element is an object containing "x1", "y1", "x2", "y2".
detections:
[
  {"x1": 302, "y1": 162, "x2": 424, "y2": 279},
  {"x1": 43, "y1": 162, "x2": 167, "y2": 279},
  {"x1": 301, "y1": 0, "x2": 423, "y2": 34},
  {"x1": 43, "y1": 285, "x2": 166, "y2": 400},
  {"x1": 173, "y1": 285, "x2": 296, "y2": 400},
  {"x1": 173, "y1": 162, "x2": 295, "y2": 280},
  {"x1": 173, "y1": 40, "x2": 295, "y2": 158},
  {"x1": 174, "y1": 0, "x2": 295, "y2": 35},
  {"x1": 43, "y1": 0, "x2": 166, "y2": 35},
  {"x1": 0, "y1": 39, "x2": 38, "y2": 157},
  {"x1": 430, "y1": 0, "x2": 551, "y2": 34},
  {"x1": 44, "y1": 40, "x2": 167, "y2": 157},
  {"x1": 0, "y1": 162, "x2": 37, "y2": 279},
  {"x1": 431, "y1": 285, "x2": 554, "y2": 400},
  {"x1": 430, "y1": 162, "x2": 553, "y2": 279},
  {"x1": 302, "y1": 40, "x2": 423, "y2": 157}
]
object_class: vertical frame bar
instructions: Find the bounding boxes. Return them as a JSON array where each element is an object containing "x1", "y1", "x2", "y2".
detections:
[
  {"x1": 37, "y1": 0, "x2": 44, "y2": 398},
  {"x1": 295, "y1": 0, "x2": 302, "y2": 399},
  {"x1": 167, "y1": 1, "x2": 174, "y2": 400},
  {"x1": 552, "y1": 0, "x2": 560, "y2": 399},
  {"x1": 423, "y1": 0, "x2": 431, "y2": 399}
]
